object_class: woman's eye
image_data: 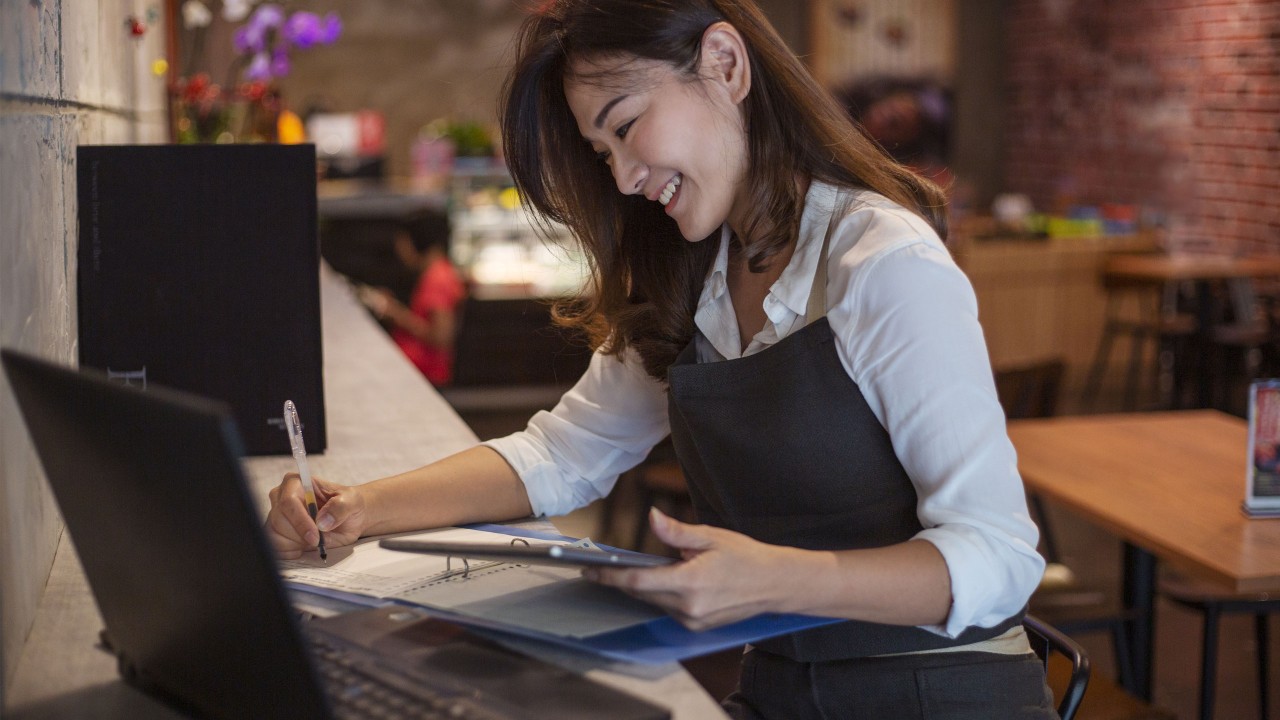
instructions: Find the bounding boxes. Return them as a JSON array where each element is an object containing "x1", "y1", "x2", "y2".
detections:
[
  {"x1": 595, "y1": 149, "x2": 611, "y2": 163},
  {"x1": 615, "y1": 119, "x2": 634, "y2": 140}
]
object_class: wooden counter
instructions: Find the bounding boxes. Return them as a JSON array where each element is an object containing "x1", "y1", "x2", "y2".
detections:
[
  {"x1": 952, "y1": 232, "x2": 1159, "y2": 413},
  {"x1": 5, "y1": 266, "x2": 725, "y2": 720}
]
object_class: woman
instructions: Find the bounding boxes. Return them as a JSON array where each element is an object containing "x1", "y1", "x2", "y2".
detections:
[{"x1": 266, "y1": 1, "x2": 1053, "y2": 716}]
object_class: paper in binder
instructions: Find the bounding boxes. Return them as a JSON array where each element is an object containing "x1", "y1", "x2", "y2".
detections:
[
  {"x1": 281, "y1": 523, "x2": 842, "y2": 664},
  {"x1": 280, "y1": 526, "x2": 666, "y2": 639}
]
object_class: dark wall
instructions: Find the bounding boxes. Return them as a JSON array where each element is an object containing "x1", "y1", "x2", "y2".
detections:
[{"x1": 953, "y1": 0, "x2": 1008, "y2": 212}]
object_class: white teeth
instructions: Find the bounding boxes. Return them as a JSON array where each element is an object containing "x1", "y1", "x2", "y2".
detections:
[{"x1": 658, "y1": 174, "x2": 681, "y2": 205}]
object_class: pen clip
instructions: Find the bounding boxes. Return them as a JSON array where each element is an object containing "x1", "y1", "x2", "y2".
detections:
[{"x1": 283, "y1": 400, "x2": 306, "y2": 457}]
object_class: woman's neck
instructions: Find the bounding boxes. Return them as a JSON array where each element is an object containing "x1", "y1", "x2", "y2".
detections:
[{"x1": 726, "y1": 172, "x2": 812, "y2": 248}]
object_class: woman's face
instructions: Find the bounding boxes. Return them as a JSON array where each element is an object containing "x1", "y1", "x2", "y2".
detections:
[{"x1": 564, "y1": 53, "x2": 749, "y2": 243}]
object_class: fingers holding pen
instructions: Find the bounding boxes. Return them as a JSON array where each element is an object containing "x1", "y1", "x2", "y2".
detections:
[
  {"x1": 308, "y1": 480, "x2": 369, "y2": 549},
  {"x1": 265, "y1": 472, "x2": 317, "y2": 555}
]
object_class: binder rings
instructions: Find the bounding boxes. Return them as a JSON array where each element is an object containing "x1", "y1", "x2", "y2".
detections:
[{"x1": 76, "y1": 144, "x2": 325, "y2": 455}]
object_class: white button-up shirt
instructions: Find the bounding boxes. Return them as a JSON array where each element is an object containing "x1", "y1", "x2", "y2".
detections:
[{"x1": 485, "y1": 181, "x2": 1044, "y2": 637}]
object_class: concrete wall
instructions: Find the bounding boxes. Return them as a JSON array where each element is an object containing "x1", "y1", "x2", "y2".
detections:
[{"x1": 0, "y1": 0, "x2": 167, "y2": 706}]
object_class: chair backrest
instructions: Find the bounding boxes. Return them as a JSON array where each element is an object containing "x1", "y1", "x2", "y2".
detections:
[
  {"x1": 1024, "y1": 614, "x2": 1090, "y2": 720},
  {"x1": 994, "y1": 358, "x2": 1066, "y2": 420}
]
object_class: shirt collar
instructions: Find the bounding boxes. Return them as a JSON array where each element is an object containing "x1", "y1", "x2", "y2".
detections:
[
  {"x1": 693, "y1": 181, "x2": 841, "y2": 350},
  {"x1": 697, "y1": 224, "x2": 733, "y2": 311},
  {"x1": 765, "y1": 180, "x2": 841, "y2": 320}
]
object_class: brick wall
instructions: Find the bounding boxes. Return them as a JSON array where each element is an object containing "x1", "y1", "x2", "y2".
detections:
[{"x1": 1004, "y1": 0, "x2": 1280, "y2": 254}]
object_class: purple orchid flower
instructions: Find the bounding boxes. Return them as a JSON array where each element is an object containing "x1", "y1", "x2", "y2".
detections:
[
  {"x1": 321, "y1": 13, "x2": 342, "y2": 44},
  {"x1": 232, "y1": 6, "x2": 341, "y2": 82},
  {"x1": 270, "y1": 48, "x2": 290, "y2": 78},
  {"x1": 244, "y1": 51, "x2": 272, "y2": 81},
  {"x1": 283, "y1": 11, "x2": 324, "y2": 49},
  {"x1": 251, "y1": 4, "x2": 285, "y2": 29},
  {"x1": 235, "y1": 19, "x2": 266, "y2": 53}
]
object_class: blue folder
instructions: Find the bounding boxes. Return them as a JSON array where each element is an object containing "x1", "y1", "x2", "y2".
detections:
[{"x1": 449, "y1": 523, "x2": 843, "y2": 665}]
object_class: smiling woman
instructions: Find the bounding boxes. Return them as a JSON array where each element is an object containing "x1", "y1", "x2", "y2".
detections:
[
  {"x1": 500, "y1": 0, "x2": 948, "y2": 381},
  {"x1": 264, "y1": 2, "x2": 1055, "y2": 718}
]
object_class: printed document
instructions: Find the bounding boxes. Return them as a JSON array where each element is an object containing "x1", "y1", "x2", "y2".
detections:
[{"x1": 280, "y1": 526, "x2": 665, "y2": 638}]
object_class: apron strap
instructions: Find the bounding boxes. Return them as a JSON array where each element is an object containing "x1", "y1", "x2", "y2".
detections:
[{"x1": 804, "y1": 190, "x2": 855, "y2": 325}]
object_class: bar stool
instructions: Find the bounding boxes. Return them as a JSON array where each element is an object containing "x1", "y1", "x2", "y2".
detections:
[
  {"x1": 1083, "y1": 261, "x2": 1196, "y2": 411},
  {"x1": 1204, "y1": 278, "x2": 1272, "y2": 414},
  {"x1": 1160, "y1": 572, "x2": 1280, "y2": 720}
]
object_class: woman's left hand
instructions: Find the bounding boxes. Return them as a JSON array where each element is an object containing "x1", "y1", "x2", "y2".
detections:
[{"x1": 585, "y1": 507, "x2": 800, "y2": 630}]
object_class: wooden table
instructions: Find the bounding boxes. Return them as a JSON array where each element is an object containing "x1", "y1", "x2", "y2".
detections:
[
  {"x1": 1102, "y1": 254, "x2": 1280, "y2": 408},
  {"x1": 1007, "y1": 410, "x2": 1280, "y2": 701},
  {"x1": 5, "y1": 266, "x2": 726, "y2": 720}
]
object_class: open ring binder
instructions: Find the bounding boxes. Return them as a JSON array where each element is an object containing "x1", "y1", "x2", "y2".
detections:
[{"x1": 442, "y1": 538, "x2": 533, "y2": 579}]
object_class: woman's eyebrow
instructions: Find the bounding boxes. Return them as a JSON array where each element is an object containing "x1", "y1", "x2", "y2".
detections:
[{"x1": 594, "y1": 95, "x2": 630, "y2": 129}]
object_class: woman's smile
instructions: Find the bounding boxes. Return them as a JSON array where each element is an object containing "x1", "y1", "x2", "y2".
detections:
[{"x1": 659, "y1": 173, "x2": 682, "y2": 213}]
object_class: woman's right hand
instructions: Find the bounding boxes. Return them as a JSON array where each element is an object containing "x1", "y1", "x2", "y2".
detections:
[{"x1": 265, "y1": 473, "x2": 372, "y2": 558}]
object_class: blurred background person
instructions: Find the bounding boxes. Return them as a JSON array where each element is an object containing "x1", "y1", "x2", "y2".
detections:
[{"x1": 361, "y1": 210, "x2": 466, "y2": 385}]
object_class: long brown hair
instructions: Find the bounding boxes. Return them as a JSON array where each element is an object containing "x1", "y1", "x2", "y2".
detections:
[{"x1": 500, "y1": 0, "x2": 947, "y2": 381}]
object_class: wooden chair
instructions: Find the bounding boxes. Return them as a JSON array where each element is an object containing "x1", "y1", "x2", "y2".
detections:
[
  {"x1": 1000, "y1": 359, "x2": 1137, "y2": 694},
  {"x1": 994, "y1": 358, "x2": 1067, "y2": 565},
  {"x1": 1082, "y1": 258, "x2": 1196, "y2": 411},
  {"x1": 1026, "y1": 614, "x2": 1091, "y2": 720}
]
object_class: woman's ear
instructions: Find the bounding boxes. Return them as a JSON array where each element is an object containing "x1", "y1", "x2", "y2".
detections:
[{"x1": 700, "y1": 22, "x2": 751, "y2": 105}]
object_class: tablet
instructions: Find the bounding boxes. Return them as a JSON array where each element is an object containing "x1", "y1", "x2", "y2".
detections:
[{"x1": 378, "y1": 539, "x2": 677, "y2": 568}]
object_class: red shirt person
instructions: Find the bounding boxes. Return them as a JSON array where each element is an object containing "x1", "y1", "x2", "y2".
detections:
[{"x1": 363, "y1": 211, "x2": 466, "y2": 385}]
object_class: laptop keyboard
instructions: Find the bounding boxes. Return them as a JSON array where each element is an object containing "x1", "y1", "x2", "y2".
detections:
[{"x1": 308, "y1": 630, "x2": 509, "y2": 720}]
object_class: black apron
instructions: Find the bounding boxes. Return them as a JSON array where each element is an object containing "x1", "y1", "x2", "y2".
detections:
[{"x1": 665, "y1": 195, "x2": 1024, "y2": 662}]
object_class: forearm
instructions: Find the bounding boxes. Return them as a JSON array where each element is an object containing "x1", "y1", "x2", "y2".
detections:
[
  {"x1": 775, "y1": 539, "x2": 953, "y2": 627},
  {"x1": 385, "y1": 300, "x2": 433, "y2": 344},
  {"x1": 426, "y1": 309, "x2": 456, "y2": 349},
  {"x1": 361, "y1": 445, "x2": 533, "y2": 536}
]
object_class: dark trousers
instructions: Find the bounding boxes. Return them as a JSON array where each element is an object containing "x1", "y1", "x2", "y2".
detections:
[{"x1": 723, "y1": 647, "x2": 1058, "y2": 720}]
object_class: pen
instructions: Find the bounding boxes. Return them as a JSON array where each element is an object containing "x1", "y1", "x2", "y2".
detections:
[{"x1": 283, "y1": 400, "x2": 326, "y2": 562}]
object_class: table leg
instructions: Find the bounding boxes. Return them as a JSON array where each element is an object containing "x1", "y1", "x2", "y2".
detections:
[{"x1": 1122, "y1": 542, "x2": 1157, "y2": 701}]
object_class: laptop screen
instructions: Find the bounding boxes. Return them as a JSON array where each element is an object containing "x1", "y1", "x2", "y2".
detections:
[{"x1": 3, "y1": 349, "x2": 330, "y2": 719}]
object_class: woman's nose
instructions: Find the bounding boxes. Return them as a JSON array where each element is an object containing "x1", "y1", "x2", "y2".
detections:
[{"x1": 612, "y1": 154, "x2": 647, "y2": 196}]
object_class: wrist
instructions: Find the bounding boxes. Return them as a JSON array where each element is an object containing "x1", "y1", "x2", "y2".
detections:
[
  {"x1": 359, "y1": 481, "x2": 391, "y2": 536},
  {"x1": 771, "y1": 546, "x2": 835, "y2": 615}
]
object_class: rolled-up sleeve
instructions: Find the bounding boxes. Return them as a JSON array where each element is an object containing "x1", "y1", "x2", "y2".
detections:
[
  {"x1": 482, "y1": 347, "x2": 671, "y2": 518},
  {"x1": 827, "y1": 208, "x2": 1045, "y2": 637}
]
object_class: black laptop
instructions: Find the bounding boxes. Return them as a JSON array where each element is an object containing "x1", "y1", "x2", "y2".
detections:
[{"x1": 1, "y1": 349, "x2": 669, "y2": 720}]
